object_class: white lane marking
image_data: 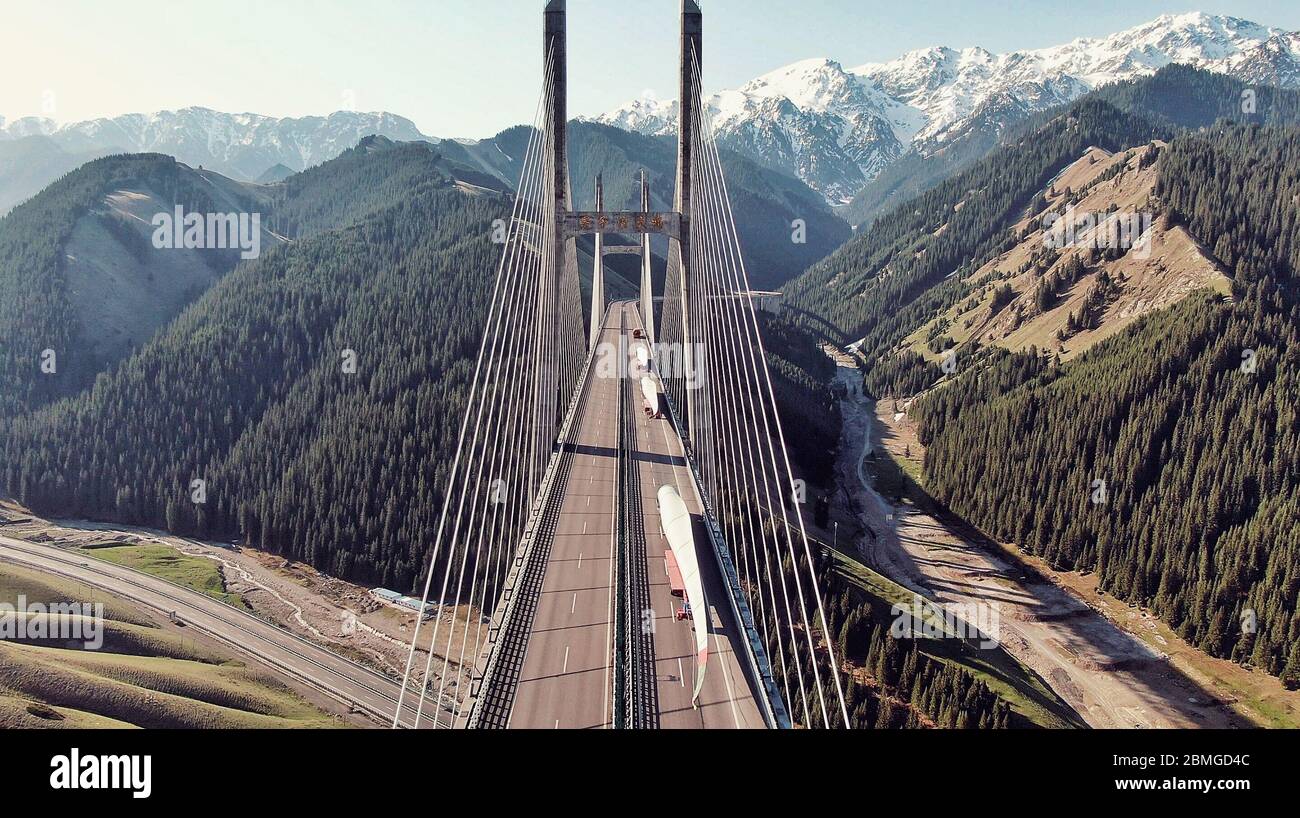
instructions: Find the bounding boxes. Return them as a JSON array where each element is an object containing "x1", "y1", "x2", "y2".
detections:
[
  {"x1": 562, "y1": 645, "x2": 570, "y2": 673},
  {"x1": 583, "y1": 520, "x2": 588, "y2": 534},
  {"x1": 555, "y1": 720, "x2": 560, "y2": 729},
  {"x1": 712, "y1": 625, "x2": 743, "y2": 728},
  {"x1": 678, "y1": 658, "x2": 685, "y2": 687},
  {"x1": 656, "y1": 419, "x2": 743, "y2": 729},
  {"x1": 577, "y1": 553, "x2": 583, "y2": 570},
  {"x1": 571, "y1": 593, "x2": 577, "y2": 614},
  {"x1": 604, "y1": 449, "x2": 617, "y2": 731}
]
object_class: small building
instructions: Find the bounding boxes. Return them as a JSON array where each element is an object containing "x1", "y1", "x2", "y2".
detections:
[{"x1": 370, "y1": 588, "x2": 434, "y2": 620}]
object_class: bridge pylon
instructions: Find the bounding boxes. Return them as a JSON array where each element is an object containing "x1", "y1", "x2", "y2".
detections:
[
  {"x1": 590, "y1": 174, "x2": 605, "y2": 350},
  {"x1": 672, "y1": 0, "x2": 702, "y2": 444},
  {"x1": 639, "y1": 169, "x2": 655, "y2": 346},
  {"x1": 404, "y1": 0, "x2": 856, "y2": 732}
]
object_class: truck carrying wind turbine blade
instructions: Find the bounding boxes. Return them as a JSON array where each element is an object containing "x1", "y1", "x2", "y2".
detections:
[
  {"x1": 656, "y1": 484, "x2": 709, "y2": 707},
  {"x1": 641, "y1": 375, "x2": 666, "y2": 419}
]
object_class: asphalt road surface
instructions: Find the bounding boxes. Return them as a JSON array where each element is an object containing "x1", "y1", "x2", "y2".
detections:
[
  {"x1": 506, "y1": 301, "x2": 765, "y2": 728},
  {"x1": 507, "y1": 305, "x2": 622, "y2": 728},
  {"x1": 624, "y1": 303, "x2": 766, "y2": 729},
  {"x1": 0, "y1": 534, "x2": 446, "y2": 728}
]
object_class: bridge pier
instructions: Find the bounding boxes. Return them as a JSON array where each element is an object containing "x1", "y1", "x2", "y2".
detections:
[{"x1": 451, "y1": 0, "x2": 805, "y2": 731}]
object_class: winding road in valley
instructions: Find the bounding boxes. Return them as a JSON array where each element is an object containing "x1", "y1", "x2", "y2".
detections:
[{"x1": 829, "y1": 353, "x2": 1248, "y2": 729}]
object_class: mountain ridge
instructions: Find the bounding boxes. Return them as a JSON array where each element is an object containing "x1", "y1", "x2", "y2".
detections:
[
  {"x1": 0, "y1": 107, "x2": 433, "y2": 183},
  {"x1": 597, "y1": 12, "x2": 1300, "y2": 203}
]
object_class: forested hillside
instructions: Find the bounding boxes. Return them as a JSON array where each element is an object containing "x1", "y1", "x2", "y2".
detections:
[
  {"x1": 0, "y1": 143, "x2": 510, "y2": 589},
  {"x1": 0, "y1": 136, "x2": 110, "y2": 216},
  {"x1": 758, "y1": 313, "x2": 840, "y2": 486},
  {"x1": 450, "y1": 121, "x2": 851, "y2": 290},
  {"x1": 914, "y1": 125, "x2": 1300, "y2": 683},
  {"x1": 771, "y1": 549, "x2": 1018, "y2": 728},
  {"x1": 785, "y1": 97, "x2": 1166, "y2": 357},
  {"x1": 823, "y1": 569, "x2": 1014, "y2": 729},
  {"x1": 786, "y1": 68, "x2": 1300, "y2": 396},
  {"x1": 263, "y1": 135, "x2": 509, "y2": 239},
  {"x1": 0, "y1": 154, "x2": 261, "y2": 415}
]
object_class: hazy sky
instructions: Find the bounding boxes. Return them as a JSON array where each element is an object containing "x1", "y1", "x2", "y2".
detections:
[{"x1": 3, "y1": 1, "x2": 1299, "y2": 138}]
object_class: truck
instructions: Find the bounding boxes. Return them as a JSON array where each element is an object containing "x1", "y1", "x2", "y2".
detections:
[
  {"x1": 641, "y1": 376, "x2": 666, "y2": 419},
  {"x1": 657, "y1": 485, "x2": 709, "y2": 706},
  {"x1": 633, "y1": 342, "x2": 653, "y2": 374},
  {"x1": 664, "y1": 550, "x2": 690, "y2": 620}
]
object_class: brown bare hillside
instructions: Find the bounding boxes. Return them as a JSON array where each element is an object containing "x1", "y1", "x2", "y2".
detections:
[
  {"x1": 905, "y1": 143, "x2": 1232, "y2": 362},
  {"x1": 63, "y1": 183, "x2": 287, "y2": 368}
]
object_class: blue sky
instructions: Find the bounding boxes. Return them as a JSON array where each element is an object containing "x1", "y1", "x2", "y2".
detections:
[{"x1": 2, "y1": 0, "x2": 1299, "y2": 138}]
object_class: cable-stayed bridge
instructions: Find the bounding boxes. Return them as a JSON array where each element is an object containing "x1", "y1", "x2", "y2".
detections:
[{"x1": 394, "y1": 0, "x2": 849, "y2": 730}]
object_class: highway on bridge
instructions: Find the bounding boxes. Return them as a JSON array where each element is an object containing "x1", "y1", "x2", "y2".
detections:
[
  {"x1": 505, "y1": 301, "x2": 765, "y2": 728},
  {"x1": 0, "y1": 534, "x2": 447, "y2": 728}
]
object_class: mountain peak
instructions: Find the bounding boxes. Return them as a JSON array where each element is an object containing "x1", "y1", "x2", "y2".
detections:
[
  {"x1": 597, "y1": 11, "x2": 1299, "y2": 203},
  {"x1": 0, "y1": 108, "x2": 433, "y2": 181}
]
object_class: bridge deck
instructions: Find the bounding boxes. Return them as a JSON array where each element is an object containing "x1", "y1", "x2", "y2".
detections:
[
  {"x1": 506, "y1": 301, "x2": 763, "y2": 729},
  {"x1": 508, "y1": 306, "x2": 622, "y2": 729},
  {"x1": 623, "y1": 302, "x2": 765, "y2": 729}
]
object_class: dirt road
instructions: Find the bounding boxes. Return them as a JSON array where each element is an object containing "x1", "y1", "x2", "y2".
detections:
[{"x1": 829, "y1": 354, "x2": 1250, "y2": 728}]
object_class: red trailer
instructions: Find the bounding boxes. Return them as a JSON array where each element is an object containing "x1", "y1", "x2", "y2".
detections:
[
  {"x1": 665, "y1": 550, "x2": 690, "y2": 620},
  {"x1": 665, "y1": 550, "x2": 685, "y2": 597}
]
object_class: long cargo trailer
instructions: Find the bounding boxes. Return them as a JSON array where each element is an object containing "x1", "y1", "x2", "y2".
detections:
[
  {"x1": 657, "y1": 485, "x2": 709, "y2": 707},
  {"x1": 641, "y1": 376, "x2": 666, "y2": 419}
]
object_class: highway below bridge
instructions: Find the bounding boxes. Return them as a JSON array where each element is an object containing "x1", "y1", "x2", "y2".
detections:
[{"x1": 0, "y1": 533, "x2": 449, "y2": 729}]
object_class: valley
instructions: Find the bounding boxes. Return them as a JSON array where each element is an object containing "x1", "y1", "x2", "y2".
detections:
[
  {"x1": 828, "y1": 351, "x2": 1299, "y2": 727},
  {"x1": 1, "y1": 6, "x2": 1298, "y2": 739},
  {"x1": 0, "y1": 498, "x2": 468, "y2": 727},
  {"x1": 0, "y1": 501, "x2": 446, "y2": 683}
]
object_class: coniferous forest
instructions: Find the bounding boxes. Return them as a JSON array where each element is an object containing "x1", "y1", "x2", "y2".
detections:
[
  {"x1": 0, "y1": 135, "x2": 845, "y2": 595},
  {"x1": 0, "y1": 142, "x2": 511, "y2": 589},
  {"x1": 913, "y1": 125, "x2": 1300, "y2": 683},
  {"x1": 770, "y1": 63, "x2": 1300, "y2": 689}
]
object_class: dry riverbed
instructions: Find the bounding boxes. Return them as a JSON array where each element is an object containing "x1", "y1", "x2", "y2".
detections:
[{"x1": 828, "y1": 350, "x2": 1297, "y2": 728}]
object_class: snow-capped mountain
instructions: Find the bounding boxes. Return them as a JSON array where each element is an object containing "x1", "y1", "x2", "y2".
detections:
[
  {"x1": 596, "y1": 13, "x2": 1300, "y2": 203},
  {"x1": 0, "y1": 107, "x2": 433, "y2": 181}
]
